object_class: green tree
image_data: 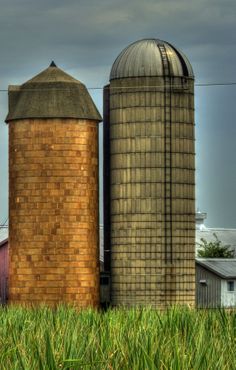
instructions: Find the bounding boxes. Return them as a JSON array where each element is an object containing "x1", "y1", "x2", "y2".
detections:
[{"x1": 197, "y1": 233, "x2": 235, "y2": 258}]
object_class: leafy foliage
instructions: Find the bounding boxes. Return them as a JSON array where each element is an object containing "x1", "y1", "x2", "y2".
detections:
[{"x1": 197, "y1": 233, "x2": 235, "y2": 258}]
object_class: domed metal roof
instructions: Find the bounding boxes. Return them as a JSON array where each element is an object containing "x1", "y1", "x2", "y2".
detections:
[
  {"x1": 110, "y1": 39, "x2": 194, "y2": 80},
  {"x1": 6, "y1": 62, "x2": 102, "y2": 122}
]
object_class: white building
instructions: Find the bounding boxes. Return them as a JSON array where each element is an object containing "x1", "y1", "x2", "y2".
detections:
[{"x1": 195, "y1": 211, "x2": 236, "y2": 257}]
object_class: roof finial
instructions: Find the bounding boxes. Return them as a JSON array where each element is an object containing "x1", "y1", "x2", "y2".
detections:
[{"x1": 50, "y1": 61, "x2": 57, "y2": 67}]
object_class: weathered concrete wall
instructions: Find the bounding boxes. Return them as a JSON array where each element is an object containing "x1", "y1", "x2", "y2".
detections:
[
  {"x1": 108, "y1": 76, "x2": 195, "y2": 308},
  {"x1": 9, "y1": 118, "x2": 99, "y2": 307}
]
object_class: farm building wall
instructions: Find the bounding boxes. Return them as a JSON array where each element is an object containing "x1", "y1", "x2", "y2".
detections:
[
  {"x1": 196, "y1": 264, "x2": 221, "y2": 308},
  {"x1": 221, "y1": 280, "x2": 236, "y2": 307},
  {"x1": 0, "y1": 240, "x2": 8, "y2": 304}
]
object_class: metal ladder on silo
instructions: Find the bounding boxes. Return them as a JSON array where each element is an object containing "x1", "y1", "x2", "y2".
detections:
[
  {"x1": 159, "y1": 44, "x2": 173, "y2": 264},
  {"x1": 159, "y1": 44, "x2": 174, "y2": 305}
]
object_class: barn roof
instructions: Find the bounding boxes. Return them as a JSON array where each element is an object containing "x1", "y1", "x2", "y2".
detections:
[
  {"x1": 0, "y1": 227, "x2": 8, "y2": 247},
  {"x1": 196, "y1": 258, "x2": 236, "y2": 279}
]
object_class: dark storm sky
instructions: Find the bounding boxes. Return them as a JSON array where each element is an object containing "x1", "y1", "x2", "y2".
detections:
[{"x1": 0, "y1": 0, "x2": 236, "y2": 227}]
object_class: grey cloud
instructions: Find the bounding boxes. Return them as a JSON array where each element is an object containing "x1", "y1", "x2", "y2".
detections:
[
  {"x1": 0, "y1": 0, "x2": 235, "y2": 76},
  {"x1": 0, "y1": 0, "x2": 236, "y2": 227},
  {"x1": 0, "y1": 0, "x2": 235, "y2": 91}
]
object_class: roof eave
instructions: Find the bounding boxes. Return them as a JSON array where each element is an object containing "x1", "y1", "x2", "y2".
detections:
[
  {"x1": 0, "y1": 238, "x2": 8, "y2": 247},
  {"x1": 196, "y1": 259, "x2": 236, "y2": 279}
]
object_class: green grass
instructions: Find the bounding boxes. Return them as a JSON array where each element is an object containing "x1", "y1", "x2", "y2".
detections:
[{"x1": 0, "y1": 305, "x2": 235, "y2": 369}]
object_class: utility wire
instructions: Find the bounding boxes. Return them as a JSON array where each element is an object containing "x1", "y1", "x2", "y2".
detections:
[{"x1": 0, "y1": 82, "x2": 236, "y2": 91}]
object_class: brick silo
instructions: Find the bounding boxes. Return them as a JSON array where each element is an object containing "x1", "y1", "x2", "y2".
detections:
[
  {"x1": 104, "y1": 39, "x2": 195, "y2": 308},
  {"x1": 6, "y1": 62, "x2": 102, "y2": 307}
]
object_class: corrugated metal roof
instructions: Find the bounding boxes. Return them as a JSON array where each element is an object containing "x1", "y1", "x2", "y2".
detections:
[
  {"x1": 196, "y1": 228, "x2": 236, "y2": 246},
  {"x1": 110, "y1": 39, "x2": 194, "y2": 80},
  {"x1": 196, "y1": 258, "x2": 236, "y2": 278}
]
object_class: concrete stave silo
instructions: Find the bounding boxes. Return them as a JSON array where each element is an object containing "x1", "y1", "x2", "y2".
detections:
[
  {"x1": 6, "y1": 62, "x2": 102, "y2": 307},
  {"x1": 104, "y1": 39, "x2": 195, "y2": 308}
]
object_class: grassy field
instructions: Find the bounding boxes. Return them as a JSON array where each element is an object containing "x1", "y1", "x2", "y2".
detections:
[{"x1": 0, "y1": 305, "x2": 235, "y2": 369}]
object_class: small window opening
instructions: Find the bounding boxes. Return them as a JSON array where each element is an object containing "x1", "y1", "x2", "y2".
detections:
[{"x1": 227, "y1": 281, "x2": 234, "y2": 292}]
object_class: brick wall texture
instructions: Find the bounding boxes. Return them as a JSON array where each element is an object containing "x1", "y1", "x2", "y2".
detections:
[{"x1": 9, "y1": 118, "x2": 100, "y2": 307}]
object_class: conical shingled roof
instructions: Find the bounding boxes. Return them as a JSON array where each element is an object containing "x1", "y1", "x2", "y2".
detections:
[{"x1": 6, "y1": 62, "x2": 102, "y2": 122}]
